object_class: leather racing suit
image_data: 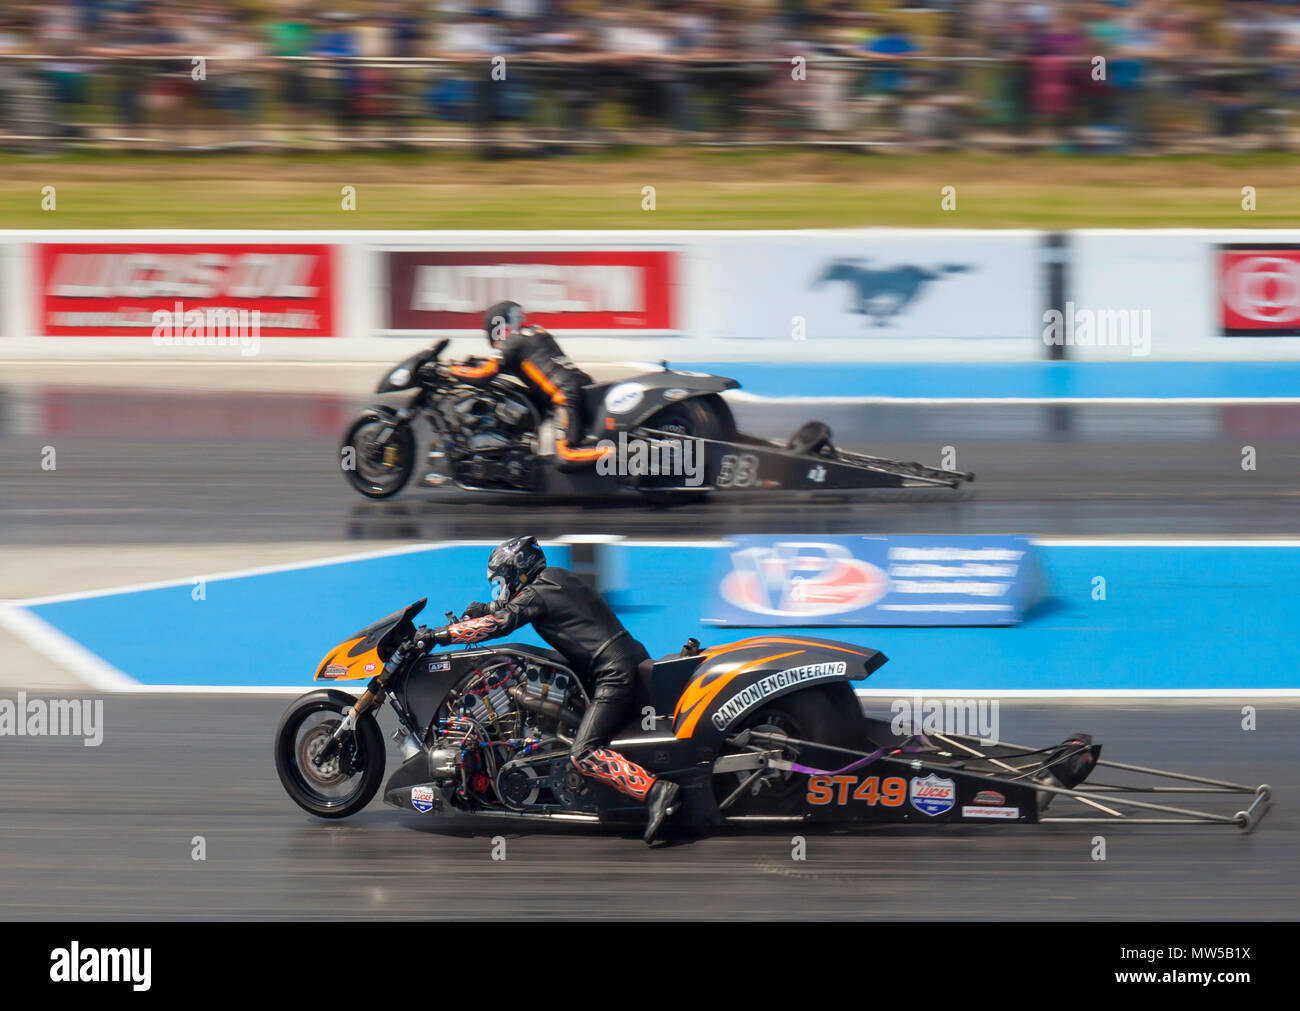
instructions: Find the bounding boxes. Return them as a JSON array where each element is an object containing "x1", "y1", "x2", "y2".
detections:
[
  {"x1": 435, "y1": 566, "x2": 658, "y2": 800},
  {"x1": 448, "y1": 324, "x2": 608, "y2": 467}
]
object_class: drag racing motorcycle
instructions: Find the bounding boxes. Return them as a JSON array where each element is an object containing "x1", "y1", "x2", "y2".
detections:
[
  {"x1": 274, "y1": 599, "x2": 1272, "y2": 835},
  {"x1": 340, "y1": 340, "x2": 973, "y2": 501}
]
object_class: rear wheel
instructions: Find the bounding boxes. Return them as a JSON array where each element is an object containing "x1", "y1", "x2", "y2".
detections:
[
  {"x1": 637, "y1": 394, "x2": 735, "y2": 503},
  {"x1": 342, "y1": 413, "x2": 416, "y2": 499},
  {"x1": 640, "y1": 393, "x2": 735, "y2": 443},
  {"x1": 275, "y1": 693, "x2": 386, "y2": 819},
  {"x1": 712, "y1": 684, "x2": 864, "y2": 818}
]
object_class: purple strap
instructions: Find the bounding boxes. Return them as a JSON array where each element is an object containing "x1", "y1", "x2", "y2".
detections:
[{"x1": 787, "y1": 739, "x2": 929, "y2": 777}]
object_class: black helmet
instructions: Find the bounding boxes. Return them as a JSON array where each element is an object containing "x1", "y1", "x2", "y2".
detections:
[
  {"x1": 487, "y1": 535, "x2": 546, "y2": 603},
  {"x1": 484, "y1": 301, "x2": 525, "y2": 348}
]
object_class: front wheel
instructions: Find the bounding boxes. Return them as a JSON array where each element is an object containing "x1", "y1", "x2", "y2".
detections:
[
  {"x1": 274, "y1": 691, "x2": 386, "y2": 819},
  {"x1": 341, "y1": 411, "x2": 416, "y2": 499}
]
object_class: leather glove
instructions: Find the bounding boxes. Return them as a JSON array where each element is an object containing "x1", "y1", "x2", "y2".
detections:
[{"x1": 460, "y1": 601, "x2": 493, "y2": 620}]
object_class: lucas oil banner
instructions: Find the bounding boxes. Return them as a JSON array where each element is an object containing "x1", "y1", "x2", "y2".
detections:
[{"x1": 705, "y1": 536, "x2": 1041, "y2": 627}]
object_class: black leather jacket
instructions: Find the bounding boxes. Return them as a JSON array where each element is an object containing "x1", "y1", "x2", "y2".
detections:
[
  {"x1": 448, "y1": 324, "x2": 593, "y2": 397},
  {"x1": 434, "y1": 566, "x2": 649, "y2": 697}
]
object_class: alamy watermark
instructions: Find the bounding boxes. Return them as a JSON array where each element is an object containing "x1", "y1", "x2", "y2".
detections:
[
  {"x1": 1042, "y1": 301, "x2": 1151, "y2": 357},
  {"x1": 151, "y1": 301, "x2": 261, "y2": 356},
  {"x1": 594, "y1": 432, "x2": 704, "y2": 487},
  {"x1": 50, "y1": 942, "x2": 150, "y2": 991},
  {"x1": 0, "y1": 692, "x2": 103, "y2": 746},
  {"x1": 890, "y1": 694, "x2": 1000, "y2": 746}
]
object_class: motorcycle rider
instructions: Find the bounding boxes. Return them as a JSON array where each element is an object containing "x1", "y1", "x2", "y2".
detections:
[
  {"x1": 445, "y1": 301, "x2": 610, "y2": 470},
  {"x1": 422, "y1": 535, "x2": 681, "y2": 843}
]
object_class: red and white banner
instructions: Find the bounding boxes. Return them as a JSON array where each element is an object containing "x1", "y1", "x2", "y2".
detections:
[
  {"x1": 384, "y1": 249, "x2": 678, "y2": 332},
  {"x1": 1219, "y1": 245, "x2": 1300, "y2": 336},
  {"x1": 36, "y1": 243, "x2": 337, "y2": 337}
]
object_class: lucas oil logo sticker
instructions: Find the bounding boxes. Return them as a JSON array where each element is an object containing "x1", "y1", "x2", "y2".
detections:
[
  {"x1": 410, "y1": 786, "x2": 435, "y2": 813},
  {"x1": 910, "y1": 774, "x2": 956, "y2": 817}
]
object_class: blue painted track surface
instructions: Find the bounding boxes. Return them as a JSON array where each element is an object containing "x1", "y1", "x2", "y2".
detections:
[
  {"x1": 19, "y1": 541, "x2": 1299, "y2": 692},
  {"x1": 686, "y1": 361, "x2": 1300, "y2": 400}
]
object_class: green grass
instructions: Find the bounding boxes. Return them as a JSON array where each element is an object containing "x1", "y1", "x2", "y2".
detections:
[{"x1": 2, "y1": 149, "x2": 1297, "y2": 229}]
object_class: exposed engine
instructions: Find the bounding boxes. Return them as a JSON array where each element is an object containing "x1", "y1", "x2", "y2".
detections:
[
  {"x1": 426, "y1": 656, "x2": 590, "y2": 812},
  {"x1": 434, "y1": 385, "x2": 538, "y2": 492}
]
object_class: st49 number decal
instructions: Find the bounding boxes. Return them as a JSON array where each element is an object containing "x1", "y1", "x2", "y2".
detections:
[{"x1": 806, "y1": 775, "x2": 906, "y2": 807}]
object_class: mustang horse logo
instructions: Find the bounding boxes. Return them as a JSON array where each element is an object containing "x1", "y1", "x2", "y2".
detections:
[{"x1": 813, "y1": 258, "x2": 972, "y2": 327}]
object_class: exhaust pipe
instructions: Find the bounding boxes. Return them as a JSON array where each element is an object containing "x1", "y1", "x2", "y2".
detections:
[{"x1": 507, "y1": 685, "x2": 583, "y2": 730}]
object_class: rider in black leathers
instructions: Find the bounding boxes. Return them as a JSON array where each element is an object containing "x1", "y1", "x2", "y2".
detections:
[
  {"x1": 445, "y1": 301, "x2": 609, "y2": 469},
  {"x1": 424, "y1": 535, "x2": 680, "y2": 843}
]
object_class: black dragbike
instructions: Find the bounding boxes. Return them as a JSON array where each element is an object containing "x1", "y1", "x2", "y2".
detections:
[{"x1": 339, "y1": 340, "x2": 973, "y2": 502}]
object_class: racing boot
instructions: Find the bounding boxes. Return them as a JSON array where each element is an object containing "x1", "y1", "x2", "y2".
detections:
[
  {"x1": 553, "y1": 408, "x2": 612, "y2": 473},
  {"x1": 644, "y1": 780, "x2": 681, "y2": 844}
]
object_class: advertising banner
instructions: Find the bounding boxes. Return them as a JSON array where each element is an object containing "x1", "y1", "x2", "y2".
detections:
[
  {"x1": 1218, "y1": 244, "x2": 1300, "y2": 337},
  {"x1": 706, "y1": 535, "x2": 1041, "y2": 627},
  {"x1": 36, "y1": 243, "x2": 337, "y2": 337},
  {"x1": 707, "y1": 231, "x2": 1040, "y2": 348},
  {"x1": 383, "y1": 248, "x2": 678, "y2": 333},
  {"x1": 1069, "y1": 231, "x2": 1300, "y2": 361}
]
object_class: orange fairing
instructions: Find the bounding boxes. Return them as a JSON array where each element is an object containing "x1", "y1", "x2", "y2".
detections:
[
  {"x1": 700, "y1": 636, "x2": 870, "y2": 660},
  {"x1": 672, "y1": 650, "x2": 804, "y2": 739},
  {"x1": 671, "y1": 636, "x2": 873, "y2": 739},
  {"x1": 315, "y1": 636, "x2": 385, "y2": 682}
]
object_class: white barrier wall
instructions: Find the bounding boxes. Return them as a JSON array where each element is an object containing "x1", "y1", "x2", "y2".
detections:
[
  {"x1": 4, "y1": 229, "x2": 1300, "y2": 363},
  {"x1": 1069, "y1": 229, "x2": 1300, "y2": 361}
]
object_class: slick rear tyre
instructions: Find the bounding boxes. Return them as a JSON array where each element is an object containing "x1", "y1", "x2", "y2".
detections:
[
  {"x1": 641, "y1": 394, "x2": 735, "y2": 444},
  {"x1": 638, "y1": 394, "x2": 735, "y2": 501},
  {"x1": 275, "y1": 692, "x2": 386, "y2": 819},
  {"x1": 342, "y1": 413, "x2": 416, "y2": 499},
  {"x1": 713, "y1": 683, "x2": 864, "y2": 819}
]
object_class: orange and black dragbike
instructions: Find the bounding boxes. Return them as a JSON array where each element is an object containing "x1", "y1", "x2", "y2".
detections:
[{"x1": 276, "y1": 597, "x2": 1272, "y2": 835}]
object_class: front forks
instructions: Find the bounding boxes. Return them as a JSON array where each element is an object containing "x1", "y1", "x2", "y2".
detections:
[
  {"x1": 314, "y1": 639, "x2": 420, "y2": 768},
  {"x1": 314, "y1": 681, "x2": 384, "y2": 768}
]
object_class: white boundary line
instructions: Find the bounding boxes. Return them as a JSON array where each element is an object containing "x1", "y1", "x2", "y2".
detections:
[
  {"x1": 1034, "y1": 538, "x2": 1300, "y2": 548},
  {"x1": 854, "y1": 688, "x2": 1300, "y2": 699},
  {"x1": 726, "y1": 392, "x2": 1300, "y2": 406},
  {"x1": 0, "y1": 604, "x2": 137, "y2": 692},
  {"x1": 5, "y1": 361, "x2": 1299, "y2": 405},
  {"x1": 13, "y1": 539, "x2": 499, "y2": 608}
]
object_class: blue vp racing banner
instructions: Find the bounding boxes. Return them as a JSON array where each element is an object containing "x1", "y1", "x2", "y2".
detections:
[{"x1": 704, "y1": 536, "x2": 1042, "y2": 627}]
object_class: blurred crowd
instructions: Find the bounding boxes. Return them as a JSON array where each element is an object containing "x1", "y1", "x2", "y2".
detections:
[{"x1": 2, "y1": 0, "x2": 1300, "y2": 151}]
